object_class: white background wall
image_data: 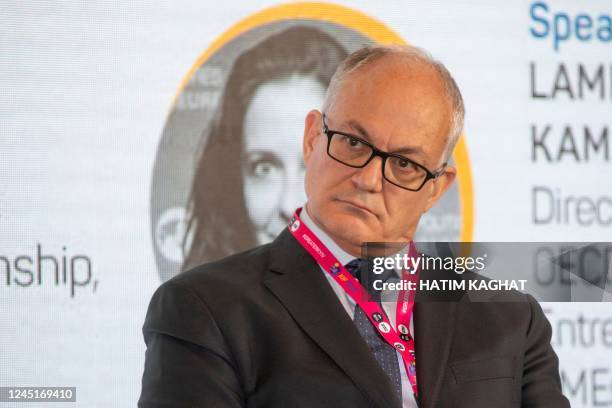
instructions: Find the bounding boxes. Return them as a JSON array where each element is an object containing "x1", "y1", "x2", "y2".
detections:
[{"x1": 1, "y1": 1, "x2": 610, "y2": 406}]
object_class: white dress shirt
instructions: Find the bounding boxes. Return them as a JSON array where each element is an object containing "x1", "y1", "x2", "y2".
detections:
[{"x1": 300, "y1": 206, "x2": 418, "y2": 408}]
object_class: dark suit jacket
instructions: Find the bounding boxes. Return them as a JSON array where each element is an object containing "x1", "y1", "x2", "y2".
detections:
[{"x1": 138, "y1": 228, "x2": 570, "y2": 408}]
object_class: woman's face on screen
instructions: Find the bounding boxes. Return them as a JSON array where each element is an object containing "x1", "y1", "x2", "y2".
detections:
[{"x1": 242, "y1": 74, "x2": 326, "y2": 245}]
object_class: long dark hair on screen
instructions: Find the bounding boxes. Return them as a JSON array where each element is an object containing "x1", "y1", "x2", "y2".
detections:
[{"x1": 181, "y1": 25, "x2": 347, "y2": 271}]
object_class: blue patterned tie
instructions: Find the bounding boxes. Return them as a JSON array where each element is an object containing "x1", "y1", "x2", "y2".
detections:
[{"x1": 345, "y1": 258, "x2": 402, "y2": 402}]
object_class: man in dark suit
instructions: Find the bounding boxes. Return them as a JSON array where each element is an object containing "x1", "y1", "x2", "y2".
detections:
[{"x1": 139, "y1": 45, "x2": 570, "y2": 407}]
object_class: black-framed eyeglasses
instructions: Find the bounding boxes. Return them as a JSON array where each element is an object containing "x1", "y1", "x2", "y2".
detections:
[{"x1": 322, "y1": 114, "x2": 446, "y2": 192}]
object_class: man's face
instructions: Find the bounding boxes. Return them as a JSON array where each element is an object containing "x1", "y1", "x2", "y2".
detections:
[{"x1": 302, "y1": 55, "x2": 457, "y2": 256}]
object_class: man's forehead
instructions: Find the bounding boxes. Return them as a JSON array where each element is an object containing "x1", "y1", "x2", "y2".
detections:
[
  {"x1": 327, "y1": 56, "x2": 451, "y2": 153},
  {"x1": 334, "y1": 56, "x2": 449, "y2": 112},
  {"x1": 343, "y1": 117, "x2": 428, "y2": 156}
]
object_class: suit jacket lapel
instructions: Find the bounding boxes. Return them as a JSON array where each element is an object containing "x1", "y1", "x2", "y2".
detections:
[{"x1": 264, "y1": 229, "x2": 401, "y2": 408}]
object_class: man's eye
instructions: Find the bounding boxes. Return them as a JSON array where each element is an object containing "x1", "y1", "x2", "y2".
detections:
[
  {"x1": 344, "y1": 136, "x2": 363, "y2": 148},
  {"x1": 394, "y1": 157, "x2": 416, "y2": 170}
]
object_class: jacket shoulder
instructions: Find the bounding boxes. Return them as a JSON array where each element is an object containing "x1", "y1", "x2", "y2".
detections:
[
  {"x1": 143, "y1": 242, "x2": 275, "y2": 341},
  {"x1": 169, "y1": 242, "x2": 273, "y2": 293}
]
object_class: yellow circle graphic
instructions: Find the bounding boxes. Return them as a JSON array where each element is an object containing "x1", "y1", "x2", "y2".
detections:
[{"x1": 171, "y1": 1, "x2": 474, "y2": 242}]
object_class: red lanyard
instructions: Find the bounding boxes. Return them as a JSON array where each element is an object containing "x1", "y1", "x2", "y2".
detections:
[{"x1": 288, "y1": 207, "x2": 419, "y2": 397}]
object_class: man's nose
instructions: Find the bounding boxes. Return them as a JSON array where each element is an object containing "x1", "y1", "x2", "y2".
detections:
[{"x1": 351, "y1": 156, "x2": 384, "y2": 193}]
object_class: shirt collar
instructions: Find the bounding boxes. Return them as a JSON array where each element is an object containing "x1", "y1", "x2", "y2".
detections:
[
  {"x1": 299, "y1": 204, "x2": 355, "y2": 267},
  {"x1": 299, "y1": 204, "x2": 403, "y2": 278}
]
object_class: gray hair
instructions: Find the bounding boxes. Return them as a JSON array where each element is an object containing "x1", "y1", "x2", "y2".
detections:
[{"x1": 322, "y1": 44, "x2": 465, "y2": 162}]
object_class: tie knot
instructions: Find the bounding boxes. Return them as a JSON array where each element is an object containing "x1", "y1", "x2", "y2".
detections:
[{"x1": 344, "y1": 258, "x2": 396, "y2": 295}]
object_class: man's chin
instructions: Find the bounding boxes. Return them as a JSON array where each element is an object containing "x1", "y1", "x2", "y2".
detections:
[{"x1": 324, "y1": 212, "x2": 379, "y2": 246}]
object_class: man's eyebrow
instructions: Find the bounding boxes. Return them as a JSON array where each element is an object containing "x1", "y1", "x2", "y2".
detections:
[
  {"x1": 346, "y1": 119, "x2": 426, "y2": 157},
  {"x1": 393, "y1": 145, "x2": 426, "y2": 157},
  {"x1": 347, "y1": 119, "x2": 374, "y2": 142}
]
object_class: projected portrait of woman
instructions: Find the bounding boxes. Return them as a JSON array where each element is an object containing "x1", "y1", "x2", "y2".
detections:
[{"x1": 180, "y1": 26, "x2": 348, "y2": 271}]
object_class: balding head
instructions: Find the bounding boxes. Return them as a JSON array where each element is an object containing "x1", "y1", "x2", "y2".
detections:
[{"x1": 322, "y1": 45, "x2": 464, "y2": 161}]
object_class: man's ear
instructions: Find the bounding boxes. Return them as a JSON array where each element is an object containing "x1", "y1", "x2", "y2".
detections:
[
  {"x1": 423, "y1": 165, "x2": 457, "y2": 212},
  {"x1": 303, "y1": 109, "x2": 321, "y2": 165}
]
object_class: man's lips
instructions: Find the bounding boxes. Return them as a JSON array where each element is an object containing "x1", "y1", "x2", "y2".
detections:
[{"x1": 337, "y1": 198, "x2": 378, "y2": 218}]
